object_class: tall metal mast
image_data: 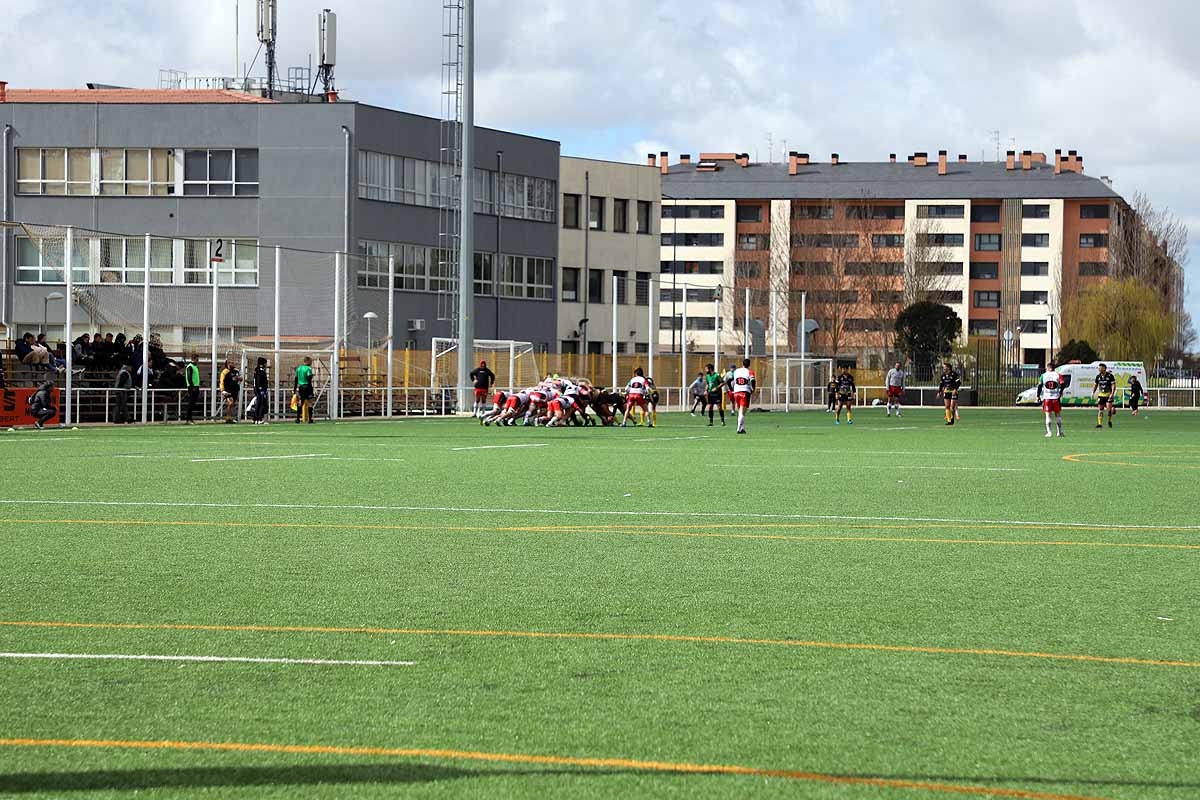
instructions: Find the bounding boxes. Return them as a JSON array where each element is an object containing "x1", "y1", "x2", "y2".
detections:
[{"x1": 456, "y1": 0, "x2": 475, "y2": 412}]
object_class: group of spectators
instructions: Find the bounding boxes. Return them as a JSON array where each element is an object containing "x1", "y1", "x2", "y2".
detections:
[{"x1": 11, "y1": 330, "x2": 188, "y2": 386}]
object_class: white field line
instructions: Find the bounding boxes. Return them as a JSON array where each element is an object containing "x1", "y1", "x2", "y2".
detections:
[
  {"x1": 633, "y1": 436, "x2": 710, "y2": 442},
  {"x1": 0, "y1": 437, "x2": 76, "y2": 443},
  {"x1": 0, "y1": 498, "x2": 1196, "y2": 531},
  {"x1": 0, "y1": 652, "x2": 413, "y2": 667},
  {"x1": 191, "y1": 453, "x2": 332, "y2": 463},
  {"x1": 708, "y1": 464, "x2": 1029, "y2": 472},
  {"x1": 450, "y1": 443, "x2": 549, "y2": 451}
]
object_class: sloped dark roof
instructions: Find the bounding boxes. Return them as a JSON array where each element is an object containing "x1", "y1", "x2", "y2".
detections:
[{"x1": 662, "y1": 160, "x2": 1118, "y2": 201}]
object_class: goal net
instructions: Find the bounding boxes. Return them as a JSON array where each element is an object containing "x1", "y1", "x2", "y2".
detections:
[
  {"x1": 782, "y1": 357, "x2": 835, "y2": 410},
  {"x1": 431, "y1": 338, "x2": 539, "y2": 393},
  {"x1": 232, "y1": 345, "x2": 336, "y2": 421}
]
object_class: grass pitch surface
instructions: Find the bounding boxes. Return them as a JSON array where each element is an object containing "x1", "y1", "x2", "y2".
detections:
[{"x1": 0, "y1": 407, "x2": 1198, "y2": 799}]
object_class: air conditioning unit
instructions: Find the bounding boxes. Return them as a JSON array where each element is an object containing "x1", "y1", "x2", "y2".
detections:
[{"x1": 408, "y1": 318, "x2": 426, "y2": 332}]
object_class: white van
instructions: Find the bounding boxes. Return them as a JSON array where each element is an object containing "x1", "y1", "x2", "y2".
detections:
[{"x1": 1015, "y1": 361, "x2": 1147, "y2": 406}]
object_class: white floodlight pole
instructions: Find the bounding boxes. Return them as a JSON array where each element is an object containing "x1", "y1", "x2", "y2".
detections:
[
  {"x1": 141, "y1": 234, "x2": 151, "y2": 423},
  {"x1": 455, "y1": 0, "x2": 476, "y2": 413},
  {"x1": 743, "y1": 286, "x2": 750, "y2": 360},
  {"x1": 770, "y1": 289, "x2": 777, "y2": 405},
  {"x1": 332, "y1": 252, "x2": 341, "y2": 419},
  {"x1": 646, "y1": 277, "x2": 654, "y2": 382},
  {"x1": 713, "y1": 286, "x2": 720, "y2": 374},
  {"x1": 273, "y1": 246, "x2": 281, "y2": 419},
  {"x1": 799, "y1": 290, "x2": 807, "y2": 408},
  {"x1": 681, "y1": 285, "x2": 688, "y2": 410},
  {"x1": 386, "y1": 253, "x2": 395, "y2": 415},
  {"x1": 210, "y1": 242, "x2": 220, "y2": 419},
  {"x1": 611, "y1": 273, "x2": 618, "y2": 388},
  {"x1": 508, "y1": 341, "x2": 515, "y2": 393},
  {"x1": 64, "y1": 227, "x2": 74, "y2": 426}
]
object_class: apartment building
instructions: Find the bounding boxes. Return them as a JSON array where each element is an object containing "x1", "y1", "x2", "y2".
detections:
[
  {"x1": 557, "y1": 157, "x2": 660, "y2": 354},
  {"x1": 658, "y1": 148, "x2": 1129, "y2": 368},
  {"x1": 0, "y1": 83, "x2": 560, "y2": 352}
]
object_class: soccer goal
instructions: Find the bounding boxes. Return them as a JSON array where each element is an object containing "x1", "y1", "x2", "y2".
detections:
[
  {"x1": 782, "y1": 357, "x2": 835, "y2": 411},
  {"x1": 430, "y1": 338, "x2": 539, "y2": 393},
  {"x1": 234, "y1": 346, "x2": 336, "y2": 421}
]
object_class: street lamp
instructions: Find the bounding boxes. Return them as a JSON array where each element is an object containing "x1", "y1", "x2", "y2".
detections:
[
  {"x1": 362, "y1": 311, "x2": 379, "y2": 350},
  {"x1": 43, "y1": 291, "x2": 65, "y2": 335}
]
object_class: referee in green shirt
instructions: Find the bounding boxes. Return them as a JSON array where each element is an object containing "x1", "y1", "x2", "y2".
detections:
[
  {"x1": 295, "y1": 356, "x2": 315, "y2": 423},
  {"x1": 184, "y1": 353, "x2": 202, "y2": 424}
]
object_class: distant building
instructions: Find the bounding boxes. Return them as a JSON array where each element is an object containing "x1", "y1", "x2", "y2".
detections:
[{"x1": 657, "y1": 148, "x2": 1175, "y2": 369}]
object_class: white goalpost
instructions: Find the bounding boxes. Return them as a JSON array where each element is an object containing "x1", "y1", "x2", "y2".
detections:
[
  {"x1": 782, "y1": 357, "x2": 835, "y2": 412},
  {"x1": 235, "y1": 346, "x2": 336, "y2": 421},
  {"x1": 430, "y1": 337, "x2": 538, "y2": 397}
]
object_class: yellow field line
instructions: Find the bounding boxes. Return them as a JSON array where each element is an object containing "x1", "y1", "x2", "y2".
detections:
[
  {"x1": 3, "y1": 620, "x2": 1198, "y2": 669},
  {"x1": 1063, "y1": 451, "x2": 1200, "y2": 469},
  {"x1": 0, "y1": 737, "x2": 1109, "y2": 800},
  {"x1": 0, "y1": 518, "x2": 1196, "y2": 551}
]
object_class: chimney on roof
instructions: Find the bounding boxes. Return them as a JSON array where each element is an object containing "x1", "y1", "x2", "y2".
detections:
[
  {"x1": 831, "y1": 153, "x2": 839, "y2": 166},
  {"x1": 889, "y1": 153, "x2": 896, "y2": 163},
  {"x1": 797, "y1": 152, "x2": 809, "y2": 165},
  {"x1": 1030, "y1": 152, "x2": 1046, "y2": 165},
  {"x1": 913, "y1": 152, "x2": 928, "y2": 167},
  {"x1": 735, "y1": 153, "x2": 750, "y2": 167},
  {"x1": 937, "y1": 150, "x2": 947, "y2": 175},
  {"x1": 1053, "y1": 149, "x2": 1062, "y2": 175},
  {"x1": 0, "y1": 81, "x2": 6, "y2": 103},
  {"x1": 788, "y1": 151, "x2": 799, "y2": 176},
  {"x1": 647, "y1": 153, "x2": 657, "y2": 168},
  {"x1": 679, "y1": 154, "x2": 691, "y2": 164},
  {"x1": 1005, "y1": 150, "x2": 1015, "y2": 170},
  {"x1": 660, "y1": 151, "x2": 669, "y2": 175},
  {"x1": 1021, "y1": 150, "x2": 1032, "y2": 171},
  {"x1": 957, "y1": 153, "x2": 967, "y2": 163}
]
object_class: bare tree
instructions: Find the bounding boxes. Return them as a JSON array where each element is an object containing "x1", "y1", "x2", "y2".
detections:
[
  {"x1": 844, "y1": 197, "x2": 904, "y2": 363},
  {"x1": 1109, "y1": 191, "x2": 1189, "y2": 353},
  {"x1": 902, "y1": 216, "x2": 956, "y2": 308}
]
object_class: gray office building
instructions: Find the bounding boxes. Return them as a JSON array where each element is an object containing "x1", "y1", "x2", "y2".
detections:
[{"x1": 0, "y1": 85, "x2": 560, "y2": 352}]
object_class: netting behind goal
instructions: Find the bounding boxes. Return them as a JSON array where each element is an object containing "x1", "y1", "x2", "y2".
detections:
[
  {"x1": 431, "y1": 338, "x2": 539, "y2": 392},
  {"x1": 782, "y1": 358, "x2": 835, "y2": 409}
]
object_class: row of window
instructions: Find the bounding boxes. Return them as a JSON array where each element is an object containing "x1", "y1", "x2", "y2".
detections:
[
  {"x1": 16, "y1": 147, "x2": 259, "y2": 197},
  {"x1": 973, "y1": 290, "x2": 1049, "y2": 308},
  {"x1": 660, "y1": 260, "x2": 724, "y2": 275},
  {"x1": 662, "y1": 204, "x2": 723, "y2": 219},
  {"x1": 661, "y1": 232, "x2": 724, "y2": 247},
  {"x1": 658, "y1": 316, "x2": 721, "y2": 331},
  {"x1": 17, "y1": 236, "x2": 259, "y2": 285},
  {"x1": 356, "y1": 239, "x2": 552, "y2": 299},
  {"x1": 560, "y1": 268, "x2": 652, "y2": 305},
  {"x1": 357, "y1": 150, "x2": 557, "y2": 222},
  {"x1": 662, "y1": 230, "x2": 1105, "y2": 251},
  {"x1": 563, "y1": 195, "x2": 653, "y2": 234},
  {"x1": 968, "y1": 319, "x2": 1049, "y2": 336},
  {"x1": 659, "y1": 287, "x2": 720, "y2": 303},
  {"x1": 560, "y1": 340, "x2": 650, "y2": 355}
]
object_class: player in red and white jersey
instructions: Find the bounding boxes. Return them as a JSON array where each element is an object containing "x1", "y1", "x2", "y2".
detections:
[
  {"x1": 1038, "y1": 363, "x2": 1066, "y2": 438},
  {"x1": 622, "y1": 368, "x2": 649, "y2": 427},
  {"x1": 489, "y1": 389, "x2": 530, "y2": 426},
  {"x1": 524, "y1": 383, "x2": 552, "y2": 426},
  {"x1": 546, "y1": 391, "x2": 578, "y2": 427},
  {"x1": 479, "y1": 389, "x2": 508, "y2": 426},
  {"x1": 731, "y1": 358, "x2": 756, "y2": 435}
]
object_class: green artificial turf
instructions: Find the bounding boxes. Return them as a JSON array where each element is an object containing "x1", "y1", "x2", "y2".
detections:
[{"x1": 0, "y1": 407, "x2": 1198, "y2": 799}]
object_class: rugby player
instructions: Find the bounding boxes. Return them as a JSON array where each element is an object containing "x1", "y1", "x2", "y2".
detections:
[
  {"x1": 1127, "y1": 374, "x2": 1145, "y2": 416},
  {"x1": 834, "y1": 366, "x2": 856, "y2": 425},
  {"x1": 469, "y1": 360, "x2": 496, "y2": 417},
  {"x1": 884, "y1": 362, "x2": 906, "y2": 417},
  {"x1": 1093, "y1": 363, "x2": 1116, "y2": 428},
  {"x1": 621, "y1": 368, "x2": 650, "y2": 427},
  {"x1": 731, "y1": 358, "x2": 755, "y2": 434},
  {"x1": 938, "y1": 362, "x2": 961, "y2": 426},
  {"x1": 703, "y1": 364, "x2": 725, "y2": 427}
]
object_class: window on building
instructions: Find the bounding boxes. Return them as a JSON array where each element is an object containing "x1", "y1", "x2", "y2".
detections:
[
  {"x1": 921, "y1": 233, "x2": 965, "y2": 247},
  {"x1": 918, "y1": 262, "x2": 962, "y2": 276},
  {"x1": 637, "y1": 200, "x2": 653, "y2": 234},
  {"x1": 1080, "y1": 203, "x2": 1110, "y2": 219},
  {"x1": 735, "y1": 205, "x2": 761, "y2": 222},
  {"x1": 17, "y1": 147, "x2": 177, "y2": 196},
  {"x1": 1020, "y1": 319, "x2": 1048, "y2": 334},
  {"x1": 429, "y1": 248, "x2": 455, "y2": 293},
  {"x1": 1020, "y1": 261, "x2": 1049, "y2": 276},
  {"x1": 969, "y1": 262, "x2": 999, "y2": 280},
  {"x1": 98, "y1": 148, "x2": 176, "y2": 196},
  {"x1": 561, "y1": 267, "x2": 580, "y2": 302},
  {"x1": 563, "y1": 193, "x2": 581, "y2": 229},
  {"x1": 847, "y1": 205, "x2": 903, "y2": 220},
  {"x1": 1080, "y1": 233, "x2": 1108, "y2": 248},
  {"x1": 871, "y1": 233, "x2": 904, "y2": 248},
  {"x1": 1079, "y1": 261, "x2": 1108, "y2": 276},
  {"x1": 499, "y1": 255, "x2": 524, "y2": 297},
  {"x1": 737, "y1": 234, "x2": 768, "y2": 251},
  {"x1": 809, "y1": 290, "x2": 859, "y2": 304},
  {"x1": 183, "y1": 149, "x2": 258, "y2": 196},
  {"x1": 613, "y1": 199, "x2": 629, "y2": 233},
  {"x1": 399, "y1": 244, "x2": 429, "y2": 291},
  {"x1": 666, "y1": 204, "x2": 725, "y2": 219},
  {"x1": 792, "y1": 261, "x2": 833, "y2": 275},
  {"x1": 969, "y1": 291, "x2": 998, "y2": 309},
  {"x1": 917, "y1": 204, "x2": 964, "y2": 218},
  {"x1": 793, "y1": 233, "x2": 857, "y2": 248},
  {"x1": 971, "y1": 204, "x2": 1001, "y2": 222},
  {"x1": 1022, "y1": 203, "x2": 1050, "y2": 219},
  {"x1": 845, "y1": 318, "x2": 884, "y2": 332},
  {"x1": 1020, "y1": 290, "x2": 1049, "y2": 305},
  {"x1": 176, "y1": 238, "x2": 259, "y2": 286},
  {"x1": 735, "y1": 261, "x2": 761, "y2": 278},
  {"x1": 635, "y1": 271, "x2": 651, "y2": 305},
  {"x1": 793, "y1": 205, "x2": 833, "y2": 220},
  {"x1": 660, "y1": 260, "x2": 724, "y2": 274},
  {"x1": 526, "y1": 257, "x2": 554, "y2": 300},
  {"x1": 1021, "y1": 233, "x2": 1050, "y2": 247},
  {"x1": 968, "y1": 319, "x2": 999, "y2": 336},
  {"x1": 96, "y1": 237, "x2": 173, "y2": 284},
  {"x1": 846, "y1": 261, "x2": 903, "y2": 276},
  {"x1": 589, "y1": 196, "x2": 605, "y2": 230},
  {"x1": 872, "y1": 290, "x2": 903, "y2": 304},
  {"x1": 974, "y1": 233, "x2": 1001, "y2": 251},
  {"x1": 660, "y1": 287, "x2": 719, "y2": 303},
  {"x1": 613, "y1": 270, "x2": 628, "y2": 304},
  {"x1": 588, "y1": 269, "x2": 604, "y2": 303},
  {"x1": 929, "y1": 290, "x2": 963, "y2": 304},
  {"x1": 662, "y1": 233, "x2": 724, "y2": 247},
  {"x1": 474, "y1": 252, "x2": 494, "y2": 296},
  {"x1": 16, "y1": 236, "x2": 64, "y2": 283},
  {"x1": 560, "y1": 340, "x2": 580, "y2": 354}
]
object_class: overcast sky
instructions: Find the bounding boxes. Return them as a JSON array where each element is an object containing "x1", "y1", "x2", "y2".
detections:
[{"x1": 4, "y1": 0, "x2": 1196, "y2": 323}]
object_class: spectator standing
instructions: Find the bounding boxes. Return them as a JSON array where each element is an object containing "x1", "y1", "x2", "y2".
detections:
[
  {"x1": 689, "y1": 372, "x2": 706, "y2": 416},
  {"x1": 219, "y1": 359, "x2": 241, "y2": 423},
  {"x1": 113, "y1": 362, "x2": 133, "y2": 424},
  {"x1": 251, "y1": 357, "x2": 270, "y2": 425},
  {"x1": 469, "y1": 360, "x2": 496, "y2": 417},
  {"x1": 295, "y1": 356, "x2": 315, "y2": 423},
  {"x1": 184, "y1": 353, "x2": 202, "y2": 424}
]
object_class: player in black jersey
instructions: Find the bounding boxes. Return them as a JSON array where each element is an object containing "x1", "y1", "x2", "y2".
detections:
[
  {"x1": 938, "y1": 362, "x2": 961, "y2": 425},
  {"x1": 825, "y1": 378, "x2": 838, "y2": 413},
  {"x1": 1093, "y1": 363, "x2": 1117, "y2": 428},
  {"x1": 833, "y1": 366, "x2": 856, "y2": 425},
  {"x1": 1126, "y1": 375, "x2": 1145, "y2": 416}
]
